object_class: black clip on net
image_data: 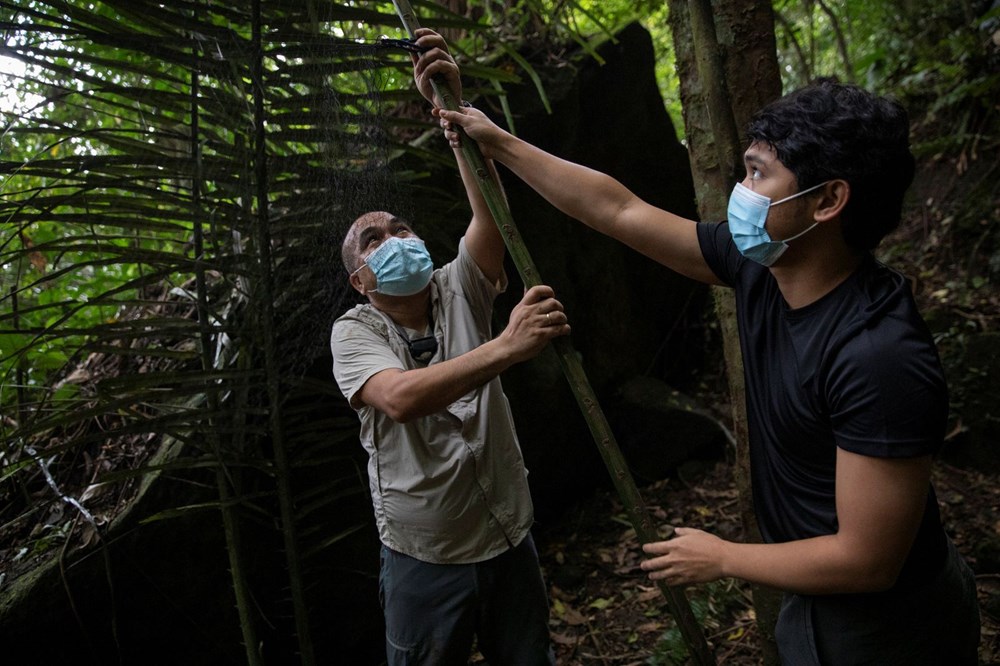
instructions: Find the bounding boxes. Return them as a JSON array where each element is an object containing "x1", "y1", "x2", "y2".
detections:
[{"x1": 377, "y1": 37, "x2": 430, "y2": 54}]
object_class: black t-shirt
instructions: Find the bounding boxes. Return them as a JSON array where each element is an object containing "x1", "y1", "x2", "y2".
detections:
[{"x1": 697, "y1": 221, "x2": 949, "y2": 589}]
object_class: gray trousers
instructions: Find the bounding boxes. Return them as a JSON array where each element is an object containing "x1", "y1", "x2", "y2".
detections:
[{"x1": 379, "y1": 533, "x2": 556, "y2": 666}]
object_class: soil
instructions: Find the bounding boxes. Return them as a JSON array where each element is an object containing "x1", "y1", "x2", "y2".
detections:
[{"x1": 533, "y1": 459, "x2": 1000, "y2": 665}]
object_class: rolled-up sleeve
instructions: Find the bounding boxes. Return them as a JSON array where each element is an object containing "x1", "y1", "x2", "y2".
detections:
[{"x1": 331, "y1": 315, "x2": 403, "y2": 409}]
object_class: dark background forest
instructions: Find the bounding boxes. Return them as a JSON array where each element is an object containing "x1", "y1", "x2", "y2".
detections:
[{"x1": 1, "y1": 1, "x2": 998, "y2": 664}]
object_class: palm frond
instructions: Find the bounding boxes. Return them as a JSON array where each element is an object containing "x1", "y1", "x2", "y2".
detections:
[{"x1": 0, "y1": 1, "x2": 639, "y2": 661}]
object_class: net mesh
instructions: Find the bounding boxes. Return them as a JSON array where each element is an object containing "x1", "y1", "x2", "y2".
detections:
[
  {"x1": 0, "y1": 1, "x2": 440, "y2": 427},
  {"x1": 0, "y1": 3, "x2": 459, "y2": 656}
]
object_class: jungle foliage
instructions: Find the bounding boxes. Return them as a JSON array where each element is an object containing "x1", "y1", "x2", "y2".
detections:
[{"x1": 0, "y1": 0, "x2": 997, "y2": 663}]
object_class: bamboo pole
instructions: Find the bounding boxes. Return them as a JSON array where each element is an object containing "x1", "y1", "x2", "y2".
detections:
[{"x1": 390, "y1": 2, "x2": 714, "y2": 663}]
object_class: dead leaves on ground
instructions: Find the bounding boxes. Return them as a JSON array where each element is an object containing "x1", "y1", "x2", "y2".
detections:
[{"x1": 539, "y1": 464, "x2": 758, "y2": 665}]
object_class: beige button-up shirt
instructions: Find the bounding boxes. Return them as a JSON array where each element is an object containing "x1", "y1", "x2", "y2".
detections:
[{"x1": 331, "y1": 238, "x2": 534, "y2": 564}]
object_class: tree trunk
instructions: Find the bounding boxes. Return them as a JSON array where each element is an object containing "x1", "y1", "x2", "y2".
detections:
[{"x1": 667, "y1": 0, "x2": 783, "y2": 662}]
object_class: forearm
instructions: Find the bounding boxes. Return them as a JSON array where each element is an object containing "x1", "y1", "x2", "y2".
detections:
[
  {"x1": 720, "y1": 534, "x2": 902, "y2": 595},
  {"x1": 456, "y1": 144, "x2": 505, "y2": 226},
  {"x1": 489, "y1": 132, "x2": 634, "y2": 236},
  {"x1": 692, "y1": 451, "x2": 928, "y2": 595},
  {"x1": 442, "y1": 106, "x2": 717, "y2": 282},
  {"x1": 456, "y1": 144, "x2": 507, "y2": 282},
  {"x1": 363, "y1": 337, "x2": 513, "y2": 423},
  {"x1": 486, "y1": 131, "x2": 715, "y2": 282}
]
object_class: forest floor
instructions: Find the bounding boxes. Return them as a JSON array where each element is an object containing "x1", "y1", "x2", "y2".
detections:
[{"x1": 533, "y1": 459, "x2": 1000, "y2": 665}]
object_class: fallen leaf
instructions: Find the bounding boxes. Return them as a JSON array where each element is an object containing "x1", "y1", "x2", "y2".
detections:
[
  {"x1": 588, "y1": 597, "x2": 614, "y2": 610},
  {"x1": 550, "y1": 632, "x2": 582, "y2": 646},
  {"x1": 562, "y1": 603, "x2": 589, "y2": 626},
  {"x1": 552, "y1": 597, "x2": 566, "y2": 617},
  {"x1": 727, "y1": 626, "x2": 746, "y2": 641}
]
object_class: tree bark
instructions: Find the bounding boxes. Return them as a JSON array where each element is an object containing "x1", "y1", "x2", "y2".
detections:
[{"x1": 667, "y1": 0, "x2": 783, "y2": 662}]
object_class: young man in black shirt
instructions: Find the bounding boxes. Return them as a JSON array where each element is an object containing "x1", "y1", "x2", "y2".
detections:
[{"x1": 440, "y1": 66, "x2": 981, "y2": 663}]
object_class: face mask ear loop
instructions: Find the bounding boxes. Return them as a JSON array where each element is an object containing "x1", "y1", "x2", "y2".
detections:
[
  {"x1": 768, "y1": 181, "x2": 829, "y2": 245},
  {"x1": 771, "y1": 180, "x2": 829, "y2": 207},
  {"x1": 777, "y1": 220, "x2": 821, "y2": 245}
]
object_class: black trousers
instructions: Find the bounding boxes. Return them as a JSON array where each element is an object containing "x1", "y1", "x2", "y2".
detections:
[{"x1": 775, "y1": 538, "x2": 980, "y2": 665}]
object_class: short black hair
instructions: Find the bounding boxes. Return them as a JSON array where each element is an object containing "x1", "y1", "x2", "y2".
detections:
[{"x1": 747, "y1": 77, "x2": 915, "y2": 251}]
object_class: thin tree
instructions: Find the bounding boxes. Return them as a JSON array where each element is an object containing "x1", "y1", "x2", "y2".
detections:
[{"x1": 666, "y1": 0, "x2": 785, "y2": 662}]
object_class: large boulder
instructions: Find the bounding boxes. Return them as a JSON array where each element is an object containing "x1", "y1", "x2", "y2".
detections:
[{"x1": 441, "y1": 21, "x2": 717, "y2": 519}]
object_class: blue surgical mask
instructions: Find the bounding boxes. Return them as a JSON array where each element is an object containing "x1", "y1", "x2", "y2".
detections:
[
  {"x1": 355, "y1": 236, "x2": 433, "y2": 296},
  {"x1": 727, "y1": 181, "x2": 828, "y2": 266}
]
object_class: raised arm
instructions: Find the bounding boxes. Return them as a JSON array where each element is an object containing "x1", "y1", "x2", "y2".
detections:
[
  {"x1": 439, "y1": 106, "x2": 723, "y2": 286},
  {"x1": 412, "y1": 28, "x2": 506, "y2": 285}
]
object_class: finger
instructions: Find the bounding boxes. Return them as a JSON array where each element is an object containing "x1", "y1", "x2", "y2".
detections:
[
  {"x1": 414, "y1": 30, "x2": 448, "y2": 53},
  {"x1": 645, "y1": 564, "x2": 669, "y2": 580},
  {"x1": 643, "y1": 541, "x2": 670, "y2": 556},
  {"x1": 540, "y1": 307, "x2": 568, "y2": 325},
  {"x1": 654, "y1": 564, "x2": 678, "y2": 581},
  {"x1": 546, "y1": 322, "x2": 571, "y2": 337},
  {"x1": 523, "y1": 284, "x2": 556, "y2": 301},
  {"x1": 417, "y1": 60, "x2": 455, "y2": 85},
  {"x1": 542, "y1": 297, "x2": 565, "y2": 314},
  {"x1": 418, "y1": 51, "x2": 455, "y2": 73},
  {"x1": 422, "y1": 55, "x2": 456, "y2": 72},
  {"x1": 438, "y1": 108, "x2": 468, "y2": 126},
  {"x1": 413, "y1": 29, "x2": 443, "y2": 45},
  {"x1": 639, "y1": 554, "x2": 669, "y2": 572}
]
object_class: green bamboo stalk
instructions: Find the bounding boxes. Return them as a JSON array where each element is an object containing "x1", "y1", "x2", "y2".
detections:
[{"x1": 390, "y1": 2, "x2": 713, "y2": 663}]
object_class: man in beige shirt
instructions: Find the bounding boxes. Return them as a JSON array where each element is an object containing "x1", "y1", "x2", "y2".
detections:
[{"x1": 331, "y1": 29, "x2": 568, "y2": 666}]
